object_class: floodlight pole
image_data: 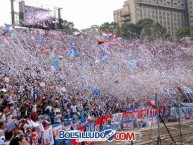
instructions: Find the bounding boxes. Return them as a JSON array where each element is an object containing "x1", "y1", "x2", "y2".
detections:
[
  {"x1": 177, "y1": 92, "x2": 183, "y2": 145},
  {"x1": 156, "y1": 93, "x2": 161, "y2": 145},
  {"x1": 54, "y1": 6, "x2": 57, "y2": 30},
  {"x1": 11, "y1": 0, "x2": 15, "y2": 26},
  {"x1": 58, "y1": 8, "x2": 62, "y2": 30}
]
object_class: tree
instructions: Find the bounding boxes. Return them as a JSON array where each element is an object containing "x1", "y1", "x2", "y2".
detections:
[
  {"x1": 190, "y1": 25, "x2": 193, "y2": 38},
  {"x1": 163, "y1": 33, "x2": 171, "y2": 40},
  {"x1": 118, "y1": 19, "x2": 167, "y2": 40},
  {"x1": 176, "y1": 27, "x2": 190, "y2": 39},
  {"x1": 63, "y1": 20, "x2": 79, "y2": 34},
  {"x1": 49, "y1": 19, "x2": 79, "y2": 34},
  {"x1": 137, "y1": 19, "x2": 154, "y2": 26},
  {"x1": 120, "y1": 23, "x2": 139, "y2": 39},
  {"x1": 136, "y1": 19, "x2": 167, "y2": 41},
  {"x1": 99, "y1": 22, "x2": 121, "y2": 36}
]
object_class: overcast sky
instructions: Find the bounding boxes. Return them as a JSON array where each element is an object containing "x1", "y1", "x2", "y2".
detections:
[{"x1": 0, "y1": 0, "x2": 125, "y2": 30}]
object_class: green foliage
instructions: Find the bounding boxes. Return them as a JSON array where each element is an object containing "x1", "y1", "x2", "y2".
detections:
[
  {"x1": 137, "y1": 19, "x2": 154, "y2": 26},
  {"x1": 119, "y1": 19, "x2": 167, "y2": 40},
  {"x1": 99, "y1": 22, "x2": 121, "y2": 36},
  {"x1": 97, "y1": 19, "x2": 167, "y2": 40},
  {"x1": 176, "y1": 27, "x2": 190, "y2": 39},
  {"x1": 59, "y1": 19, "x2": 79, "y2": 35},
  {"x1": 57, "y1": 18, "x2": 168, "y2": 40},
  {"x1": 120, "y1": 23, "x2": 138, "y2": 39},
  {"x1": 136, "y1": 19, "x2": 167, "y2": 40},
  {"x1": 190, "y1": 25, "x2": 193, "y2": 37}
]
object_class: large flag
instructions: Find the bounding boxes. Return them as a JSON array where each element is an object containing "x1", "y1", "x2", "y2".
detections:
[
  {"x1": 123, "y1": 121, "x2": 134, "y2": 130},
  {"x1": 146, "y1": 109, "x2": 157, "y2": 117},
  {"x1": 111, "y1": 113, "x2": 123, "y2": 124},
  {"x1": 147, "y1": 100, "x2": 156, "y2": 109},
  {"x1": 85, "y1": 122, "x2": 95, "y2": 132},
  {"x1": 102, "y1": 31, "x2": 109, "y2": 37},
  {"x1": 122, "y1": 112, "x2": 133, "y2": 123},
  {"x1": 95, "y1": 114, "x2": 111, "y2": 131},
  {"x1": 100, "y1": 114, "x2": 112, "y2": 131},
  {"x1": 102, "y1": 31, "x2": 112, "y2": 38},
  {"x1": 122, "y1": 111, "x2": 134, "y2": 129},
  {"x1": 95, "y1": 117, "x2": 102, "y2": 131}
]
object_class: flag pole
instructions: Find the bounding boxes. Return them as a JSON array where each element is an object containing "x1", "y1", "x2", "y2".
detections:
[
  {"x1": 156, "y1": 93, "x2": 161, "y2": 145},
  {"x1": 11, "y1": 0, "x2": 15, "y2": 26},
  {"x1": 177, "y1": 92, "x2": 183, "y2": 145}
]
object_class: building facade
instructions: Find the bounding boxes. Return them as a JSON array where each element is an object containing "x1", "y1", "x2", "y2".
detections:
[
  {"x1": 113, "y1": 1, "x2": 131, "y2": 25},
  {"x1": 114, "y1": 0, "x2": 188, "y2": 39},
  {"x1": 187, "y1": 0, "x2": 193, "y2": 26}
]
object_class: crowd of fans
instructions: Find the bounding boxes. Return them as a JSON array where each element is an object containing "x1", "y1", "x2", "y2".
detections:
[
  {"x1": 0, "y1": 74, "x2": 129, "y2": 145},
  {"x1": 0, "y1": 26, "x2": 193, "y2": 145}
]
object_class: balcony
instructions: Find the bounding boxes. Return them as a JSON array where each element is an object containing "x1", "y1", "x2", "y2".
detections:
[
  {"x1": 121, "y1": 12, "x2": 130, "y2": 17},
  {"x1": 137, "y1": 0, "x2": 186, "y2": 11},
  {"x1": 121, "y1": 17, "x2": 131, "y2": 23}
]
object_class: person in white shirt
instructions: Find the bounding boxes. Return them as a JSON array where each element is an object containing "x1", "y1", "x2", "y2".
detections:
[
  {"x1": 0, "y1": 113, "x2": 5, "y2": 124},
  {"x1": 0, "y1": 106, "x2": 7, "y2": 123},
  {"x1": 70, "y1": 104, "x2": 77, "y2": 113},
  {"x1": 0, "y1": 130, "x2": 13, "y2": 145},
  {"x1": 0, "y1": 136, "x2": 5, "y2": 144},
  {"x1": 7, "y1": 96, "x2": 13, "y2": 105},
  {"x1": 0, "y1": 122, "x2": 6, "y2": 137},
  {"x1": 70, "y1": 103, "x2": 78, "y2": 118},
  {"x1": 32, "y1": 104, "x2": 37, "y2": 113},
  {"x1": 12, "y1": 106, "x2": 18, "y2": 118}
]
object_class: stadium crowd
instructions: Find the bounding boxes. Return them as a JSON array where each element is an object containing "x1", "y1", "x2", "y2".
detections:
[{"x1": 0, "y1": 25, "x2": 193, "y2": 145}]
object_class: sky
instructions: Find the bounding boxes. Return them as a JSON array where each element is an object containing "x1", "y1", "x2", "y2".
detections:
[{"x1": 0, "y1": 0, "x2": 125, "y2": 30}]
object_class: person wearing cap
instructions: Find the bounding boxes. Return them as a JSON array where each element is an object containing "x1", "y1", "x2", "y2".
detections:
[
  {"x1": 29, "y1": 128, "x2": 39, "y2": 145},
  {"x1": 42, "y1": 120, "x2": 50, "y2": 128}
]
